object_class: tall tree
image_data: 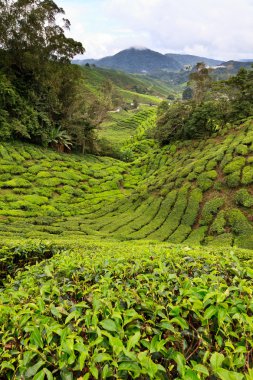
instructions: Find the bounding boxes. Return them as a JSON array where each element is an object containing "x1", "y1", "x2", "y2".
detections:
[
  {"x1": 188, "y1": 62, "x2": 212, "y2": 103},
  {"x1": 0, "y1": 0, "x2": 84, "y2": 66},
  {"x1": 0, "y1": 0, "x2": 93, "y2": 150}
]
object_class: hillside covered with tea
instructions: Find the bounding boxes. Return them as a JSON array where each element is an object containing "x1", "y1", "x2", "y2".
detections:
[
  {"x1": 0, "y1": 0, "x2": 253, "y2": 379},
  {"x1": 1, "y1": 116, "x2": 253, "y2": 249}
]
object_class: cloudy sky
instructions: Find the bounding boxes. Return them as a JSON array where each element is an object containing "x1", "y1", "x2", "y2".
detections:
[{"x1": 57, "y1": 0, "x2": 253, "y2": 60}]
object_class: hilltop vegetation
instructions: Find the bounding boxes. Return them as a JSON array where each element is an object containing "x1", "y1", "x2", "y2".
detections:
[{"x1": 155, "y1": 64, "x2": 253, "y2": 144}]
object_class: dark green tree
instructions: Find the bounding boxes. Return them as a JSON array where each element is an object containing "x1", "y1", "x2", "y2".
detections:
[
  {"x1": 226, "y1": 67, "x2": 253, "y2": 120},
  {"x1": 0, "y1": 0, "x2": 99, "y2": 152},
  {"x1": 188, "y1": 62, "x2": 212, "y2": 103},
  {"x1": 0, "y1": 0, "x2": 84, "y2": 66}
]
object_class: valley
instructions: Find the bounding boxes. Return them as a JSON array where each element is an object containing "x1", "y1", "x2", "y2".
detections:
[{"x1": 0, "y1": 1, "x2": 253, "y2": 378}]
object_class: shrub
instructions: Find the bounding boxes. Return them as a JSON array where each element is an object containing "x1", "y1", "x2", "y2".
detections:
[
  {"x1": 223, "y1": 157, "x2": 246, "y2": 174},
  {"x1": 36, "y1": 178, "x2": 61, "y2": 187},
  {"x1": 168, "y1": 224, "x2": 191, "y2": 243},
  {"x1": 41, "y1": 205, "x2": 59, "y2": 216},
  {"x1": 235, "y1": 189, "x2": 253, "y2": 207},
  {"x1": 182, "y1": 188, "x2": 203, "y2": 226},
  {"x1": 241, "y1": 165, "x2": 253, "y2": 185},
  {"x1": 36, "y1": 171, "x2": 51, "y2": 178},
  {"x1": 220, "y1": 153, "x2": 233, "y2": 168},
  {"x1": 205, "y1": 233, "x2": 233, "y2": 247},
  {"x1": 23, "y1": 195, "x2": 48, "y2": 205},
  {"x1": 3, "y1": 178, "x2": 31, "y2": 188},
  {"x1": 210, "y1": 210, "x2": 226, "y2": 234},
  {"x1": 182, "y1": 226, "x2": 207, "y2": 245},
  {"x1": 200, "y1": 197, "x2": 224, "y2": 225},
  {"x1": 235, "y1": 144, "x2": 248, "y2": 155},
  {"x1": 197, "y1": 171, "x2": 217, "y2": 191},
  {"x1": 206, "y1": 159, "x2": 217, "y2": 170},
  {"x1": 226, "y1": 209, "x2": 253, "y2": 235},
  {"x1": 226, "y1": 171, "x2": 241, "y2": 188}
]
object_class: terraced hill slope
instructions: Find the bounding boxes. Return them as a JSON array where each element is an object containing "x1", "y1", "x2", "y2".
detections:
[
  {"x1": 1, "y1": 118, "x2": 253, "y2": 249},
  {"x1": 80, "y1": 66, "x2": 173, "y2": 104},
  {"x1": 98, "y1": 106, "x2": 157, "y2": 156}
]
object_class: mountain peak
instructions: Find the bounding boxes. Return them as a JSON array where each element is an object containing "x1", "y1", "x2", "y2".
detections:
[{"x1": 128, "y1": 46, "x2": 149, "y2": 51}]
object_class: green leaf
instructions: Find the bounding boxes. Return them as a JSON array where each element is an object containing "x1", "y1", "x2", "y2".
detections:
[
  {"x1": 77, "y1": 351, "x2": 87, "y2": 371},
  {"x1": 89, "y1": 364, "x2": 99, "y2": 379},
  {"x1": 172, "y1": 351, "x2": 186, "y2": 376},
  {"x1": 1, "y1": 361, "x2": 15, "y2": 371},
  {"x1": 37, "y1": 297, "x2": 45, "y2": 312},
  {"x1": 216, "y1": 368, "x2": 244, "y2": 380},
  {"x1": 127, "y1": 331, "x2": 141, "y2": 351},
  {"x1": 65, "y1": 310, "x2": 80, "y2": 324},
  {"x1": 93, "y1": 353, "x2": 112, "y2": 362},
  {"x1": 102, "y1": 364, "x2": 114, "y2": 378},
  {"x1": 44, "y1": 266, "x2": 53, "y2": 277},
  {"x1": 246, "y1": 268, "x2": 253, "y2": 278},
  {"x1": 204, "y1": 305, "x2": 217, "y2": 320},
  {"x1": 170, "y1": 316, "x2": 189, "y2": 329},
  {"x1": 218, "y1": 308, "x2": 227, "y2": 325},
  {"x1": 30, "y1": 328, "x2": 44, "y2": 349},
  {"x1": 44, "y1": 369, "x2": 54, "y2": 380},
  {"x1": 185, "y1": 369, "x2": 200, "y2": 380},
  {"x1": 193, "y1": 364, "x2": 209, "y2": 376},
  {"x1": 60, "y1": 369, "x2": 73, "y2": 380},
  {"x1": 100, "y1": 319, "x2": 118, "y2": 332},
  {"x1": 34, "y1": 370, "x2": 45, "y2": 380},
  {"x1": 210, "y1": 352, "x2": 224, "y2": 372},
  {"x1": 25, "y1": 360, "x2": 45, "y2": 378},
  {"x1": 246, "y1": 368, "x2": 253, "y2": 380},
  {"x1": 50, "y1": 305, "x2": 62, "y2": 318},
  {"x1": 118, "y1": 361, "x2": 141, "y2": 372}
]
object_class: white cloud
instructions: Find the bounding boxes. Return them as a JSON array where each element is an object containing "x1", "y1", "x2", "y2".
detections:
[{"x1": 57, "y1": 0, "x2": 253, "y2": 60}]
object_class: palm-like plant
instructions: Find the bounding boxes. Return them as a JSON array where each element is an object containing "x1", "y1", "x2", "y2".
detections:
[{"x1": 48, "y1": 127, "x2": 72, "y2": 152}]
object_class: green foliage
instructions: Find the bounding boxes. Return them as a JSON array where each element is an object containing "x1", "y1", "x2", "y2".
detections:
[
  {"x1": 241, "y1": 165, "x2": 253, "y2": 185},
  {"x1": 210, "y1": 210, "x2": 226, "y2": 234},
  {"x1": 226, "y1": 171, "x2": 241, "y2": 188},
  {"x1": 200, "y1": 198, "x2": 224, "y2": 225},
  {"x1": 0, "y1": 241, "x2": 60, "y2": 285},
  {"x1": 235, "y1": 144, "x2": 248, "y2": 155},
  {"x1": 154, "y1": 66, "x2": 253, "y2": 145},
  {"x1": 0, "y1": 0, "x2": 106, "y2": 152},
  {"x1": 235, "y1": 189, "x2": 253, "y2": 207},
  {"x1": 1, "y1": 117, "x2": 253, "y2": 248},
  {"x1": 226, "y1": 209, "x2": 253, "y2": 235},
  {"x1": 3, "y1": 177, "x2": 31, "y2": 188},
  {"x1": 182, "y1": 187, "x2": 203, "y2": 226},
  {"x1": 223, "y1": 157, "x2": 246, "y2": 174},
  {"x1": 0, "y1": 242, "x2": 252, "y2": 378},
  {"x1": 197, "y1": 170, "x2": 217, "y2": 191}
]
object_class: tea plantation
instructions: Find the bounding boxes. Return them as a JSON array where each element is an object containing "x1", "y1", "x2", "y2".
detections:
[
  {"x1": 0, "y1": 115, "x2": 253, "y2": 379},
  {"x1": 1, "y1": 118, "x2": 253, "y2": 248}
]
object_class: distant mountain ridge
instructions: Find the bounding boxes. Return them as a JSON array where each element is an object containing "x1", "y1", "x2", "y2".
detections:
[
  {"x1": 75, "y1": 48, "x2": 180, "y2": 73},
  {"x1": 165, "y1": 53, "x2": 223, "y2": 67},
  {"x1": 73, "y1": 47, "x2": 224, "y2": 73}
]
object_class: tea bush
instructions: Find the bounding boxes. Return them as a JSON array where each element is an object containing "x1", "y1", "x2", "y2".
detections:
[{"x1": 0, "y1": 241, "x2": 252, "y2": 379}]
